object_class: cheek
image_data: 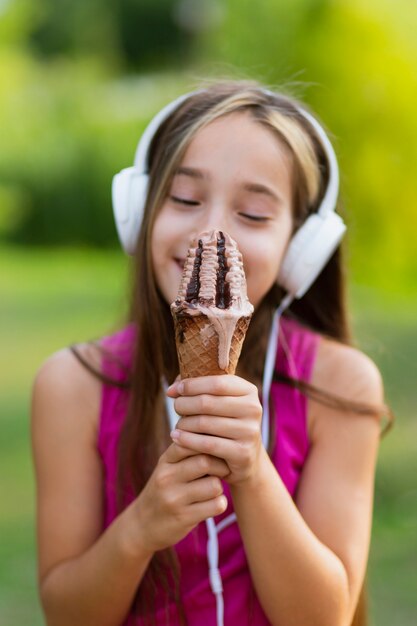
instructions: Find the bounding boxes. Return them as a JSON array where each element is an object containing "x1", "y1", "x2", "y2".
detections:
[
  {"x1": 242, "y1": 231, "x2": 292, "y2": 305},
  {"x1": 151, "y1": 209, "x2": 171, "y2": 265},
  {"x1": 250, "y1": 234, "x2": 287, "y2": 272},
  {"x1": 247, "y1": 250, "x2": 280, "y2": 290}
]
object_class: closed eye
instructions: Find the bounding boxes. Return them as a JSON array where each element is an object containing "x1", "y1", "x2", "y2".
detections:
[
  {"x1": 238, "y1": 213, "x2": 269, "y2": 222},
  {"x1": 170, "y1": 196, "x2": 200, "y2": 206}
]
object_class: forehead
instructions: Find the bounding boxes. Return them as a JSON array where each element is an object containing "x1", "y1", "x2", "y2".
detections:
[{"x1": 178, "y1": 111, "x2": 293, "y2": 187}]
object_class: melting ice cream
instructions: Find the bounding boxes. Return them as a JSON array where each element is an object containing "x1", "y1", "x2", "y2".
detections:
[{"x1": 171, "y1": 230, "x2": 254, "y2": 377}]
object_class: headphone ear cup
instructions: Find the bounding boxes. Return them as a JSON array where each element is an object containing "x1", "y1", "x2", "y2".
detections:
[
  {"x1": 112, "y1": 167, "x2": 149, "y2": 255},
  {"x1": 278, "y1": 212, "x2": 346, "y2": 298}
]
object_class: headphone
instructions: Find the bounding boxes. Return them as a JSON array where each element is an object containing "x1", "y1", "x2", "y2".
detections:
[{"x1": 112, "y1": 90, "x2": 346, "y2": 299}]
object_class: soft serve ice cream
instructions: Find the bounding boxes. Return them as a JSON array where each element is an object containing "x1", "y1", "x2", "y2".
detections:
[{"x1": 171, "y1": 230, "x2": 254, "y2": 378}]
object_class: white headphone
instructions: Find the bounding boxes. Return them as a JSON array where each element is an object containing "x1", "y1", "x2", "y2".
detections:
[{"x1": 112, "y1": 90, "x2": 346, "y2": 299}]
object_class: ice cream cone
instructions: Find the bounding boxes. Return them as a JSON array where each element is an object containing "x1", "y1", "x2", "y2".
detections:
[
  {"x1": 171, "y1": 230, "x2": 254, "y2": 379},
  {"x1": 173, "y1": 311, "x2": 252, "y2": 378}
]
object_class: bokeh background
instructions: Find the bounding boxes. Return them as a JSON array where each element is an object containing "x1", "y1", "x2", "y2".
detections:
[{"x1": 1, "y1": 0, "x2": 416, "y2": 624}]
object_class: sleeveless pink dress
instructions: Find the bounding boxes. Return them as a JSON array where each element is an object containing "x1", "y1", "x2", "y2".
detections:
[{"x1": 98, "y1": 316, "x2": 320, "y2": 625}]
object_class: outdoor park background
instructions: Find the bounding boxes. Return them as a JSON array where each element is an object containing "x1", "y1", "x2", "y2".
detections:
[{"x1": 0, "y1": 0, "x2": 416, "y2": 624}]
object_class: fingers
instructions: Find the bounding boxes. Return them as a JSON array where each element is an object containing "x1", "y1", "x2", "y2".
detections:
[
  {"x1": 174, "y1": 394, "x2": 257, "y2": 418},
  {"x1": 171, "y1": 430, "x2": 237, "y2": 462},
  {"x1": 183, "y1": 475, "x2": 224, "y2": 505},
  {"x1": 163, "y1": 442, "x2": 200, "y2": 464},
  {"x1": 164, "y1": 444, "x2": 230, "y2": 479},
  {"x1": 163, "y1": 443, "x2": 230, "y2": 478},
  {"x1": 178, "y1": 452, "x2": 230, "y2": 482},
  {"x1": 166, "y1": 375, "x2": 262, "y2": 424},
  {"x1": 167, "y1": 375, "x2": 253, "y2": 398},
  {"x1": 174, "y1": 415, "x2": 247, "y2": 439},
  {"x1": 190, "y1": 495, "x2": 228, "y2": 520}
]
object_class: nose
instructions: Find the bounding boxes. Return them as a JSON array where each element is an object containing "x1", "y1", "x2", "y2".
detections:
[{"x1": 190, "y1": 203, "x2": 231, "y2": 239}]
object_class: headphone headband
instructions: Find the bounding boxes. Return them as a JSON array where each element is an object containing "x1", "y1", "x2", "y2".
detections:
[
  {"x1": 133, "y1": 89, "x2": 340, "y2": 216},
  {"x1": 112, "y1": 88, "x2": 346, "y2": 298},
  {"x1": 133, "y1": 92, "x2": 195, "y2": 171}
]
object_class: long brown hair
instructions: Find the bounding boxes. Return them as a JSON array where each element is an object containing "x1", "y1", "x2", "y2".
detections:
[{"x1": 71, "y1": 80, "x2": 393, "y2": 626}]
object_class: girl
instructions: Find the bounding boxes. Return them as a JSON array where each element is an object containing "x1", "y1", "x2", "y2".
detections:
[{"x1": 31, "y1": 81, "x2": 392, "y2": 626}]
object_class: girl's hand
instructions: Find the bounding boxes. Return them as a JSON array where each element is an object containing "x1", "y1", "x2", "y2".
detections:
[
  {"x1": 131, "y1": 443, "x2": 230, "y2": 553},
  {"x1": 167, "y1": 375, "x2": 264, "y2": 486}
]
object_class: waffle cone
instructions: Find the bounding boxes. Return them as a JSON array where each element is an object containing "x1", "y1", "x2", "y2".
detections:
[{"x1": 173, "y1": 312, "x2": 251, "y2": 379}]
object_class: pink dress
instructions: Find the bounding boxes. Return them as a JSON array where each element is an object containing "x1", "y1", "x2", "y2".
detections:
[{"x1": 98, "y1": 316, "x2": 320, "y2": 625}]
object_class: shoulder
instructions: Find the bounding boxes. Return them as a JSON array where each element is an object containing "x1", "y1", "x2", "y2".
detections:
[
  {"x1": 31, "y1": 346, "x2": 107, "y2": 583},
  {"x1": 33, "y1": 342, "x2": 103, "y2": 407},
  {"x1": 308, "y1": 335, "x2": 384, "y2": 442},
  {"x1": 312, "y1": 335, "x2": 383, "y2": 404},
  {"x1": 31, "y1": 343, "x2": 103, "y2": 444}
]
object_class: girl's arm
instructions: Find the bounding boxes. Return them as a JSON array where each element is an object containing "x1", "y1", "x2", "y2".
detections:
[
  {"x1": 169, "y1": 339, "x2": 383, "y2": 626},
  {"x1": 229, "y1": 376, "x2": 380, "y2": 626},
  {"x1": 32, "y1": 348, "x2": 229, "y2": 626},
  {"x1": 31, "y1": 349, "x2": 154, "y2": 626}
]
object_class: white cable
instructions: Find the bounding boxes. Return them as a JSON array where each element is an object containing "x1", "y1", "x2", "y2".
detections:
[
  {"x1": 164, "y1": 389, "x2": 226, "y2": 623},
  {"x1": 261, "y1": 294, "x2": 293, "y2": 447},
  {"x1": 162, "y1": 378, "x2": 177, "y2": 431},
  {"x1": 206, "y1": 517, "x2": 224, "y2": 626},
  {"x1": 162, "y1": 295, "x2": 293, "y2": 626},
  {"x1": 215, "y1": 512, "x2": 237, "y2": 534}
]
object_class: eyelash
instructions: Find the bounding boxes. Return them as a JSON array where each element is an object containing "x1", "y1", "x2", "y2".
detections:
[
  {"x1": 170, "y1": 196, "x2": 200, "y2": 206},
  {"x1": 170, "y1": 196, "x2": 269, "y2": 222},
  {"x1": 238, "y1": 213, "x2": 269, "y2": 222}
]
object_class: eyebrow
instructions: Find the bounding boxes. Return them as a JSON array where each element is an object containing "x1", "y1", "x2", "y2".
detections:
[
  {"x1": 242, "y1": 182, "x2": 283, "y2": 204},
  {"x1": 174, "y1": 166, "x2": 283, "y2": 204},
  {"x1": 175, "y1": 166, "x2": 207, "y2": 180}
]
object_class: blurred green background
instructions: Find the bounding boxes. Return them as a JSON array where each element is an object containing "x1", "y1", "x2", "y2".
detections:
[{"x1": 1, "y1": 0, "x2": 416, "y2": 624}]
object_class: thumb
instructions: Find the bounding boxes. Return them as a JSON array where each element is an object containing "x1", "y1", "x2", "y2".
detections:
[
  {"x1": 164, "y1": 442, "x2": 198, "y2": 464},
  {"x1": 166, "y1": 375, "x2": 183, "y2": 397}
]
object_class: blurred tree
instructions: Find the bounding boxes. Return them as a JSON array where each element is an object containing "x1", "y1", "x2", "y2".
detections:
[
  {"x1": 114, "y1": 0, "x2": 192, "y2": 70},
  {"x1": 0, "y1": 0, "x2": 36, "y2": 48},
  {"x1": 27, "y1": 0, "x2": 196, "y2": 70},
  {"x1": 27, "y1": 0, "x2": 120, "y2": 65}
]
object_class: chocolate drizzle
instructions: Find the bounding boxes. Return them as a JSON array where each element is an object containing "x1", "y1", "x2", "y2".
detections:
[
  {"x1": 185, "y1": 239, "x2": 203, "y2": 303},
  {"x1": 216, "y1": 231, "x2": 230, "y2": 309}
]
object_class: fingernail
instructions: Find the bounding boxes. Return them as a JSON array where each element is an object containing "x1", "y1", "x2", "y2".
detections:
[
  {"x1": 170, "y1": 429, "x2": 180, "y2": 441},
  {"x1": 177, "y1": 381, "x2": 184, "y2": 394}
]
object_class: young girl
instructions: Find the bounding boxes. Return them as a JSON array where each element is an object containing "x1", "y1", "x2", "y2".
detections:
[{"x1": 31, "y1": 80, "x2": 392, "y2": 626}]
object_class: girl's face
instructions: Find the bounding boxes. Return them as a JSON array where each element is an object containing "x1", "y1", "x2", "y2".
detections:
[{"x1": 151, "y1": 111, "x2": 294, "y2": 309}]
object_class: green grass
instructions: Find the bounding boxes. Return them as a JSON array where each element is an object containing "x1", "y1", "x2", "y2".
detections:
[
  {"x1": 349, "y1": 285, "x2": 417, "y2": 625},
  {"x1": 1, "y1": 244, "x2": 416, "y2": 626}
]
